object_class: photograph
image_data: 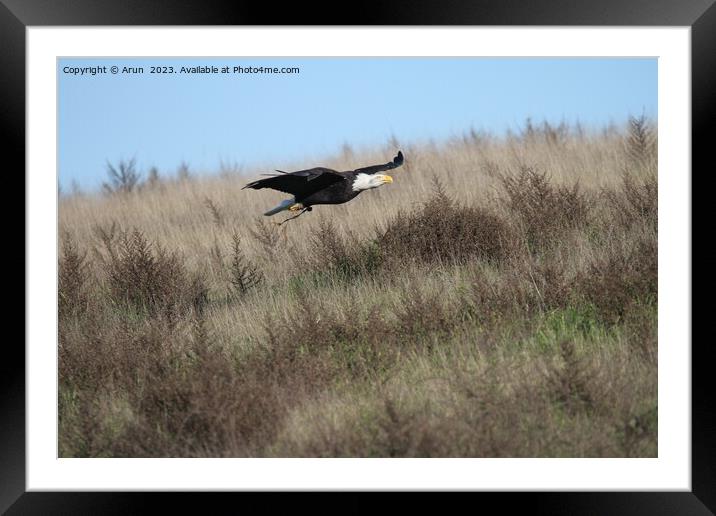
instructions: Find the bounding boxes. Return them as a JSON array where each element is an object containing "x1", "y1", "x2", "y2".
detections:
[
  {"x1": 8, "y1": 2, "x2": 707, "y2": 508},
  {"x1": 57, "y1": 56, "x2": 659, "y2": 459}
]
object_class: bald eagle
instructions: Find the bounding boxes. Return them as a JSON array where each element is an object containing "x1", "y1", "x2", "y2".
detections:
[{"x1": 243, "y1": 151, "x2": 404, "y2": 224}]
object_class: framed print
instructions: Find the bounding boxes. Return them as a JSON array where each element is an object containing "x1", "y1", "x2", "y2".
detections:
[{"x1": 7, "y1": 0, "x2": 709, "y2": 513}]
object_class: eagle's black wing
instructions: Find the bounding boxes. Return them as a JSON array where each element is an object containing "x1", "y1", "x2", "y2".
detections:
[
  {"x1": 352, "y1": 151, "x2": 404, "y2": 175},
  {"x1": 243, "y1": 167, "x2": 346, "y2": 197}
]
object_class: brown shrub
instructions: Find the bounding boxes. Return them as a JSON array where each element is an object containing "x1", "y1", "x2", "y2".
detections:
[
  {"x1": 499, "y1": 166, "x2": 591, "y2": 249},
  {"x1": 625, "y1": 114, "x2": 656, "y2": 168},
  {"x1": 228, "y1": 230, "x2": 263, "y2": 297},
  {"x1": 96, "y1": 227, "x2": 208, "y2": 318},
  {"x1": 248, "y1": 218, "x2": 283, "y2": 259},
  {"x1": 309, "y1": 219, "x2": 356, "y2": 275},
  {"x1": 395, "y1": 283, "x2": 454, "y2": 339},
  {"x1": 204, "y1": 197, "x2": 224, "y2": 228},
  {"x1": 59, "y1": 231, "x2": 89, "y2": 318},
  {"x1": 464, "y1": 271, "x2": 524, "y2": 324},
  {"x1": 378, "y1": 180, "x2": 513, "y2": 267},
  {"x1": 603, "y1": 172, "x2": 657, "y2": 231},
  {"x1": 531, "y1": 260, "x2": 573, "y2": 311},
  {"x1": 574, "y1": 236, "x2": 657, "y2": 324},
  {"x1": 303, "y1": 219, "x2": 382, "y2": 281}
]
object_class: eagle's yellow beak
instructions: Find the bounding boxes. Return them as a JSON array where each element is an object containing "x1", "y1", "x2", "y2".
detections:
[{"x1": 381, "y1": 175, "x2": 394, "y2": 184}]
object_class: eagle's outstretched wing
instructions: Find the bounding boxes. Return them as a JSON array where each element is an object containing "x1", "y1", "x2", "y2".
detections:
[
  {"x1": 243, "y1": 167, "x2": 346, "y2": 197},
  {"x1": 352, "y1": 151, "x2": 404, "y2": 175}
]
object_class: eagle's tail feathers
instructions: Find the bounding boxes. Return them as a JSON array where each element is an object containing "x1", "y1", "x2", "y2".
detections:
[{"x1": 263, "y1": 198, "x2": 296, "y2": 216}]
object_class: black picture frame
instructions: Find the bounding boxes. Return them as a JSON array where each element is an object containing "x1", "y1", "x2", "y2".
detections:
[{"x1": 6, "y1": 1, "x2": 709, "y2": 513}]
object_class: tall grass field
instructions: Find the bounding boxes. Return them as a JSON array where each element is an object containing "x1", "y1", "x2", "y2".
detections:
[{"x1": 58, "y1": 117, "x2": 657, "y2": 457}]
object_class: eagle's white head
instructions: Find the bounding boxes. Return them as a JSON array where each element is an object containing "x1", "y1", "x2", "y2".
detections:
[{"x1": 352, "y1": 173, "x2": 394, "y2": 192}]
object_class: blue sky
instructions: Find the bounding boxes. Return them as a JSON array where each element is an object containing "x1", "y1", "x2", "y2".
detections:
[{"x1": 58, "y1": 57, "x2": 657, "y2": 192}]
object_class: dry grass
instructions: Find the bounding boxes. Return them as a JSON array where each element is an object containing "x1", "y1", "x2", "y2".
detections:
[{"x1": 58, "y1": 118, "x2": 657, "y2": 457}]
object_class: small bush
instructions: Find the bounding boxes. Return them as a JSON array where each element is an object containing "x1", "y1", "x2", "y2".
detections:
[
  {"x1": 300, "y1": 182, "x2": 514, "y2": 281},
  {"x1": 522, "y1": 118, "x2": 569, "y2": 148},
  {"x1": 531, "y1": 260, "x2": 572, "y2": 311},
  {"x1": 603, "y1": 172, "x2": 657, "y2": 231},
  {"x1": 228, "y1": 231, "x2": 263, "y2": 297},
  {"x1": 395, "y1": 284, "x2": 453, "y2": 339},
  {"x1": 625, "y1": 114, "x2": 656, "y2": 168},
  {"x1": 59, "y1": 231, "x2": 88, "y2": 317},
  {"x1": 309, "y1": 219, "x2": 352, "y2": 273},
  {"x1": 249, "y1": 218, "x2": 282, "y2": 258},
  {"x1": 204, "y1": 197, "x2": 224, "y2": 228},
  {"x1": 574, "y1": 237, "x2": 657, "y2": 324},
  {"x1": 465, "y1": 271, "x2": 526, "y2": 323},
  {"x1": 304, "y1": 219, "x2": 381, "y2": 281},
  {"x1": 103, "y1": 158, "x2": 141, "y2": 195},
  {"x1": 379, "y1": 180, "x2": 513, "y2": 266},
  {"x1": 499, "y1": 167, "x2": 591, "y2": 249},
  {"x1": 98, "y1": 227, "x2": 207, "y2": 318},
  {"x1": 146, "y1": 167, "x2": 161, "y2": 189}
]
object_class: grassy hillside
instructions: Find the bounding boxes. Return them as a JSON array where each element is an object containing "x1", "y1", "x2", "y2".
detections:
[{"x1": 58, "y1": 118, "x2": 657, "y2": 457}]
